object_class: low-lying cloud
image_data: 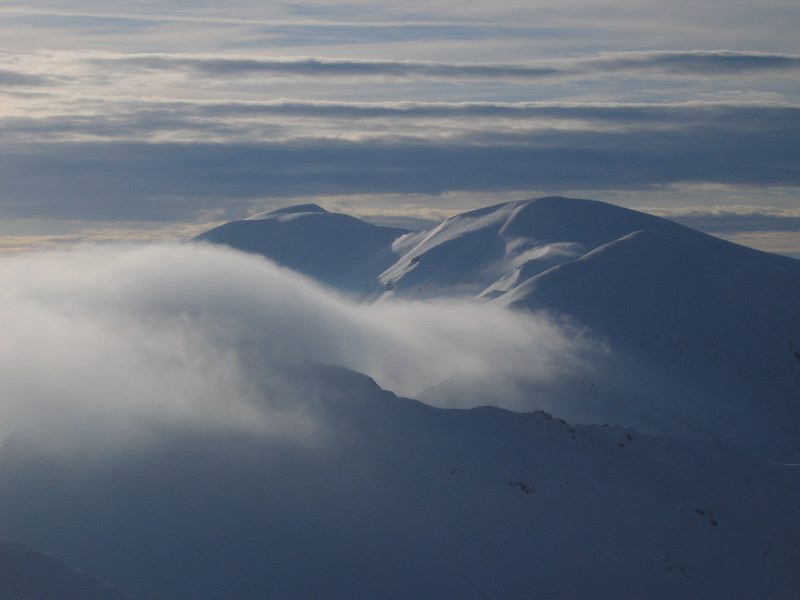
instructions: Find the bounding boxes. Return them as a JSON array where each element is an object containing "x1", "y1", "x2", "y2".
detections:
[{"x1": 0, "y1": 243, "x2": 588, "y2": 446}]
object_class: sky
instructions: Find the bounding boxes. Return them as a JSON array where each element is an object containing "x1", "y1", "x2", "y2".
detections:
[{"x1": 0, "y1": 0, "x2": 798, "y2": 255}]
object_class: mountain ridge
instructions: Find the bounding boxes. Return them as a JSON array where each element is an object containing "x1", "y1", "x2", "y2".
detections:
[
  {"x1": 1, "y1": 362, "x2": 798, "y2": 599},
  {"x1": 194, "y1": 206, "x2": 407, "y2": 293}
]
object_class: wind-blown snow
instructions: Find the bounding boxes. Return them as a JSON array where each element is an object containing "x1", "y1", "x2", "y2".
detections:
[{"x1": 379, "y1": 196, "x2": 693, "y2": 299}]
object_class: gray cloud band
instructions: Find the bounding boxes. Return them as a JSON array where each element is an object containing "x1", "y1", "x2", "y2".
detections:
[
  {"x1": 0, "y1": 113, "x2": 798, "y2": 221},
  {"x1": 0, "y1": 69, "x2": 51, "y2": 87},
  {"x1": 659, "y1": 211, "x2": 800, "y2": 233},
  {"x1": 145, "y1": 101, "x2": 800, "y2": 123},
  {"x1": 2, "y1": 101, "x2": 797, "y2": 140},
  {"x1": 93, "y1": 51, "x2": 800, "y2": 80}
]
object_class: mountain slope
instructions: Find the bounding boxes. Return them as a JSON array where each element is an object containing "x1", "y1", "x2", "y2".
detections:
[
  {"x1": 490, "y1": 228, "x2": 800, "y2": 459},
  {"x1": 0, "y1": 539, "x2": 134, "y2": 600},
  {"x1": 379, "y1": 196, "x2": 699, "y2": 299},
  {"x1": 0, "y1": 363, "x2": 798, "y2": 600},
  {"x1": 193, "y1": 204, "x2": 408, "y2": 294},
  {"x1": 194, "y1": 196, "x2": 702, "y2": 300}
]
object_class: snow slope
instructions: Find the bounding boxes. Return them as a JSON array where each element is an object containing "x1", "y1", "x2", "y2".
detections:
[
  {"x1": 0, "y1": 363, "x2": 798, "y2": 600},
  {"x1": 421, "y1": 223, "x2": 800, "y2": 460},
  {"x1": 379, "y1": 196, "x2": 696, "y2": 299},
  {"x1": 193, "y1": 197, "x2": 700, "y2": 301},
  {"x1": 0, "y1": 538, "x2": 134, "y2": 600},
  {"x1": 193, "y1": 204, "x2": 407, "y2": 295},
  {"x1": 485, "y1": 228, "x2": 800, "y2": 460}
]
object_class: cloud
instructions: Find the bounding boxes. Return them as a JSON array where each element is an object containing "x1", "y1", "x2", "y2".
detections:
[
  {"x1": 0, "y1": 243, "x2": 587, "y2": 447},
  {"x1": 0, "y1": 5, "x2": 546, "y2": 29},
  {"x1": 586, "y1": 50, "x2": 800, "y2": 76},
  {"x1": 6, "y1": 99, "x2": 798, "y2": 144},
  {"x1": 2, "y1": 3, "x2": 799, "y2": 79},
  {"x1": 1, "y1": 40, "x2": 798, "y2": 243},
  {"x1": 1, "y1": 102, "x2": 797, "y2": 221},
  {"x1": 94, "y1": 55, "x2": 566, "y2": 81},
  {"x1": 0, "y1": 69, "x2": 51, "y2": 87},
  {"x1": 89, "y1": 98, "x2": 800, "y2": 125},
  {"x1": 648, "y1": 205, "x2": 800, "y2": 233},
  {"x1": 713, "y1": 231, "x2": 800, "y2": 258},
  {"x1": 89, "y1": 50, "x2": 800, "y2": 82}
]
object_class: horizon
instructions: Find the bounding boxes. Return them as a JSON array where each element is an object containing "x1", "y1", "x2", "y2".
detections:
[{"x1": 2, "y1": 194, "x2": 799, "y2": 259}]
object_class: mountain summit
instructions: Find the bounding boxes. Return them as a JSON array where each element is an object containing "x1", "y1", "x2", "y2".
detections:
[
  {"x1": 379, "y1": 196, "x2": 698, "y2": 299},
  {"x1": 193, "y1": 203, "x2": 407, "y2": 292}
]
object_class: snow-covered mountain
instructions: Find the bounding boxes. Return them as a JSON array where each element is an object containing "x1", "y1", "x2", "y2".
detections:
[
  {"x1": 0, "y1": 363, "x2": 798, "y2": 600},
  {"x1": 195, "y1": 196, "x2": 800, "y2": 460},
  {"x1": 379, "y1": 196, "x2": 696, "y2": 299},
  {"x1": 0, "y1": 538, "x2": 134, "y2": 600},
  {"x1": 491, "y1": 226, "x2": 800, "y2": 458},
  {"x1": 193, "y1": 204, "x2": 408, "y2": 294},
  {"x1": 1, "y1": 205, "x2": 798, "y2": 598},
  {"x1": 194, "y1": 197, "x2": 698, "y2": 300}
]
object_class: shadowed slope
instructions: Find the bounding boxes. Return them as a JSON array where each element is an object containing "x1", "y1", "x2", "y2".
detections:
[
  {"x1": 193, "y1": 204, "x2": 408, "y2": 294},
  {"x1": 0, "y1": 539, "x2": 134, "y2": 600},
  {"x1": 0, "y1": 363, "x2": 798, "y2": 600}
]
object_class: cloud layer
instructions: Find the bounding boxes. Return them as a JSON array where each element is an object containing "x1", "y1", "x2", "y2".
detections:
[
  {"x1": 1, "y1": 46, "x2": 797, "y2": 234},
  {"x1": 86, "y1": 51, "x2": 800, "y2": 82},
  {"x1": 3, "y1": 112, "x2": 797, "y2": 222},
  {"x1": 649, "y1": 205, "x2": 800, "y2": 233}
]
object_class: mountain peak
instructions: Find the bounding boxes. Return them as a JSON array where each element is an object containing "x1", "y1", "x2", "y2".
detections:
[
  {"x1": 454, "y1": 196, "x2": 603, "y2": 217},
  {"x1": 247, "y1": 203, "x2": 329, "y2": 220},
  {"x1": 193, "y1": 204, "x2": 406, "y2": 293}
]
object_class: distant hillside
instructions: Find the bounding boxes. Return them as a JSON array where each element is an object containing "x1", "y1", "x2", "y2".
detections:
[
  {"x1": 193, "y1": 204, "x2": 407, "y2": 294},
  {"x1": 0, "y1": 539, "x2": 133, "y2": 600},
  {"x1": 0, "y1": 363, "x2": 798, "y2": 600}
]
